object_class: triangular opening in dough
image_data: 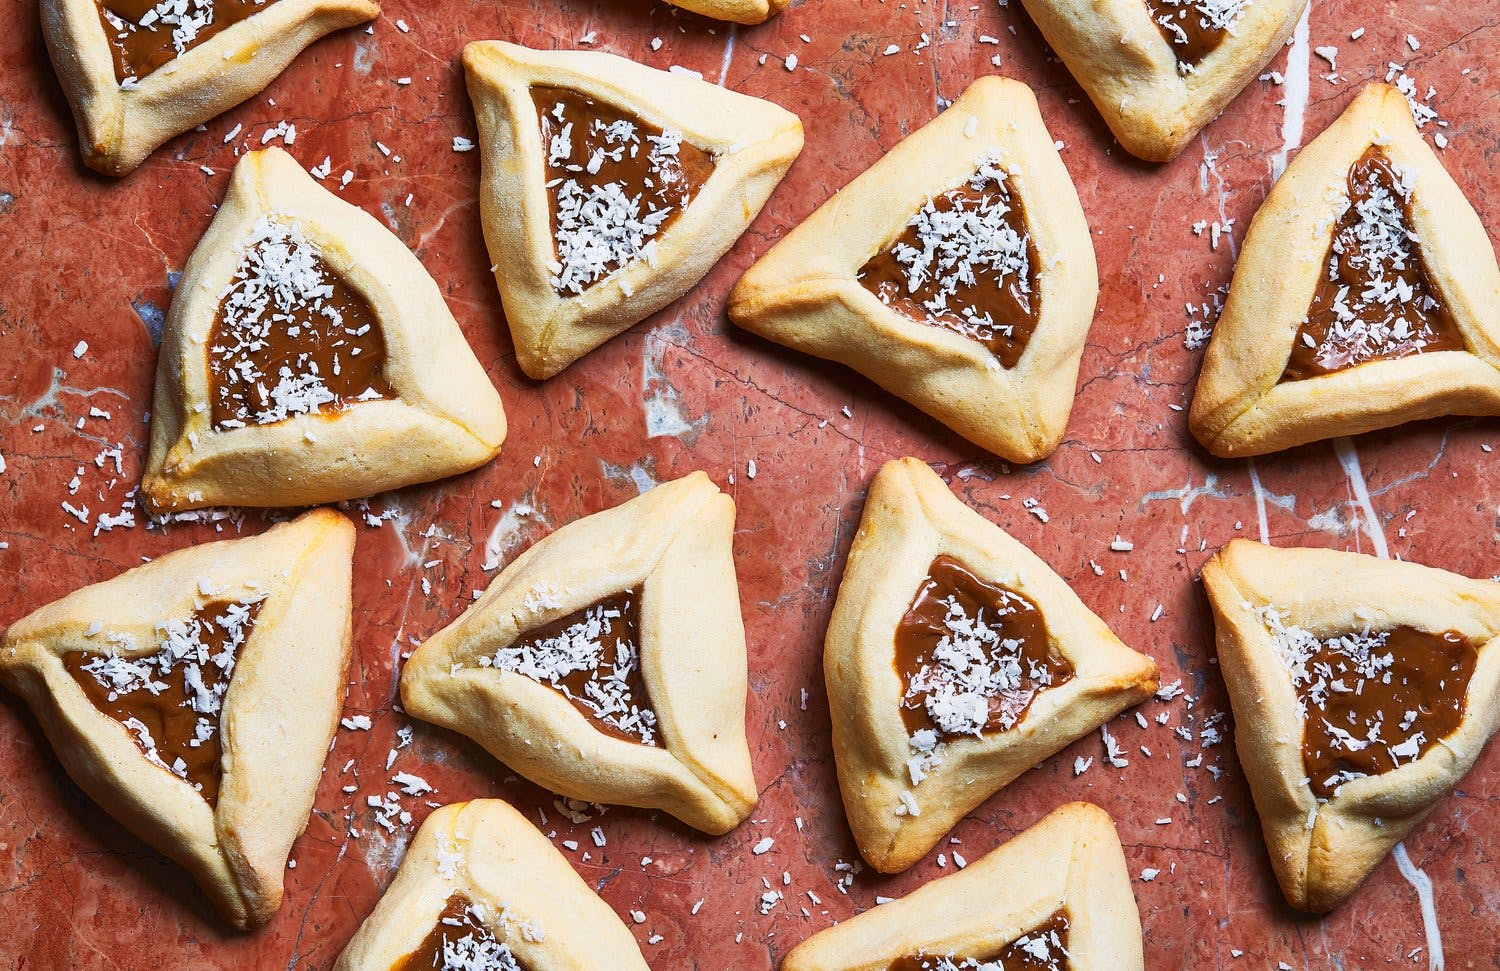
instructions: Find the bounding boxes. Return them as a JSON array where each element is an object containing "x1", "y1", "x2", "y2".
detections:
[
  {"x1": 729, "y1": 77, "x2": 1097, "y2": 464},
  {"x1": 781, "y1": 802, "x2": 1145, "y2": 971},
  {"x1": 400, "y1": 472, "x2": 758, "y2": 835},
  {"x1": 1014, "y1": 0, "x2": 1307, "y2": 161},
  {"x1": 335, "y1": 799, "x2": 650, "y2": 970},
  {"x1": 42, "y1": 0, "x2": 378, "y2": 175},
  {"x1": 1201, "y1": 539, "x2": 1500, "y2": 911},
  {"x1": 825, "y1": 458, "x2": 1159, "y2": 873},
  {"x1": 463, "y1": 41, "x2": 804, "y2": 379},
  {"x1": 1189, "y1": 83, "x2": 1500, "y2": 457},
  {"x1": 0, "y1": 510, "x2": 355, "y2": 929},
  {"x1": 142, "y1": 147, "x2": 508, "y2": 512}
]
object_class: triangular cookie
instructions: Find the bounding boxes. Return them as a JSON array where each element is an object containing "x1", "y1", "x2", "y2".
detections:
[
  {"x1": 826, "y1": 458, "x2": 1159, "y2": 873},
  {"x1": 334, "y1": 799, "x2": 649, "y2": 970},
  {"x1": 729, "y1": 77, "x2": 1097, "y2": 465},
  {"x1": 42, "y1": 0, "x2": 378, "y2": 176},
  {"x1": 1201, "y1": 539, "x2": 1500, "y2": 912},
  {"x1": 782, "y1": 802, "x2": 1144, "y2": 971},
  {"x1": 463, "y1": 41, "x2": 804, "y2": 379},
  {"x1": 141, "y1": 147, "x2": 508, "y2": 512},
  {"x1": 1015, "y1": 0, "x2": 1307, "y2": 161},
  {"x1": 0, "y1": 509, "x2": 354, "y2": 929},
  {"x1": 400, "y1": 472, "x2": 758, "y2": 835},
  {"x1": 1190, "y1": 83, "x2": 1500, "y2": 456}
]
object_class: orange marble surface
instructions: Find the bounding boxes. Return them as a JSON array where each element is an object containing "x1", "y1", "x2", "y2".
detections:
[{"x1": 1, "y1": 0, "x2": 1497, "y2": 968}]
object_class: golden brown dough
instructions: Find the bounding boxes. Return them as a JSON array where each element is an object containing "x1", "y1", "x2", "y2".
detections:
[
  {"x1": 1190, "y1": 83, "x2": 1500, "y2": 456},
  {"x1": 1202, "y1": 539, "x2": 1500, "y2": 911},
  {"x1": 781, "y1": 802, "x2": 1144, "y2": 971},
  {"x1": 826, "y1": 458, "x2": 1159, "y2": 873},
  {"x1": 730, "y1": 77, "x2": 1096, "y2": 465},
  {"x1": 0, "y1": 510, "x2": 354, "y2": 929}
]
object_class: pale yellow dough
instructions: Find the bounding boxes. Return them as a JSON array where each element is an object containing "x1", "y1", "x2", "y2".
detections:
[
  {"x1": 1202, "y1": 539, "x2": 1500, "y2": 911},
  {"x1": 1190, "y1": 83, "x2": 1500, "y2": 456},
  {"x1": 142, "y1": 147, "x2": 508, "y2": 512},
  {"x1": 464, "y1": 41, "x2": 803, "y2": 379},
  {"x1": 0, "y1": 510, "x2": 354, "y2": 929},
  {"x1": 730, "y1": 77, "x2": 1097, "y2": 465},
  {"x1": 1016, "y1": 0, "x2": 1306, "y2": 161},
  {"x1": 826, "y1": 458, "x2": 1159, "y2": 873},
  {"x1": 781, "y1": 802, "x2": 1144, "y2": 971},
  {"x1": 335, "y1": 799, "x2": 649, "y2": 970},
  {"x1": 42, "y1": 0, "x2": 378, "y2": 176},
  {"x1": 401, "y1": 472, "x2": 758, "y2": 835}
]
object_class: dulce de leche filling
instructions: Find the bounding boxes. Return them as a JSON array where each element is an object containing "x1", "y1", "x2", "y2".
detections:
[
  {"x1": 396, "y1": 895, "x2": 529, "y2": 971},
  {"x1": 481, "y1": 588, "x2": 659, "y2": 745},
  {"x1": 1283, "y1": 147, "x2": 1463, "y2": 381},
  {"x1": 96, "y1": 0, "x2": 278, "y2": 84},
  {"x1": 533, "y1": 86, "x2": 716, "y2": 295},
  {"x1": 208, "y1": 216, "x2": 393, "y2": 430},
  {"x1": 1259, "y1": 607, "x2": 1478, "y2": 799},
  {"x1": 64, "y1": 598, "x2": 263, "y2": 805},
  {"x1": 1142, "y1": 0, "x2": 1250, "y2": 69},
  {"x1": 896, "y1": 556, "x2": 1072, "y2": 740},
  {"x1": 888, "y1": 910, "x2": 1072, "y2": 971},
  {"x1": 860, "y1": 155, "x2": 1040, "y2": 369}
]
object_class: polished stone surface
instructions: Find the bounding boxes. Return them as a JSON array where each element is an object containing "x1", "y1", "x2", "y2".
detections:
[{"x1": 0, "y1": 0, "x2": 1496, "y2": 967}]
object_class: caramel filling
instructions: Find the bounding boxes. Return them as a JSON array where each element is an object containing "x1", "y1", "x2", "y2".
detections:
[
  {"x1": 1259, "y1": 607, "x2": 1478, "y2": 799},
  {"x1": 860, "y1": 156, "x2": 1040, "y2": 369},
  {"x1": 889, "y1": 911, "x2": 1072, "y2": 971},
  {"x1": 896, "y1": 556, "x2": 1071, "y2": 742},
  {"x1": 96, "y1": 0, "x2": 278, "y2": 83},
  {"x1": 1142, "y1": 0, "x2": 1248, "y2": 68},
  {"x1": 1284, "y1": 148, "x2": 1463, "y2": 381},
  {"x1": 64, "y1": 598, "x2": 262, "y2": 805},
  {"x1": 396, "y1": 895, "x2": 528, "y2": 971},
  {"x1": 532, "y1": 86, "x2": 716, "y2": 295},
  {"x1": 208, "y1": 217, "x2": 393, "y2": 430},
  {"x1": 482, "y1": 589, "x2": 658, "y2": 745}
]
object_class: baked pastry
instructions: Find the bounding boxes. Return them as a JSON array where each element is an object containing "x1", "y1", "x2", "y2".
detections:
[
  {"x1": 826, "y1": 458, "x2": 1159, "y2": 873},
  {"x1": 334, "y1": 798, "x2": 649, "y2": 970},
  {"x1": 463, "y1": 41, "x2": 804, "y2": 379},
  {"x1": 664, "y1": 0, "x2": 786, "y2": 24},
  {"x1": 400, "y1": 472, "x2": 757, "y2": 835},
  {"x1": 141, "y1": 147, "x2": 508, "y2": 512},
  {"x1": 1015, "y1": 0, "x2": 1307, "y2": 161},
  {"x1": 781, "y1": 801, "x2": 1144, "y2": 971},
  {"x1": 729, "y1": 77, "x2": 1097, "y2": 464},
  {"x1": 42, "y1": 0, "x2": 379, "y2": 176},
  {"x1": 0, "y1": 509, "x2": 354, "y2": 929},
  {"x1": 1190, "y1": 83, "x2": 1500, "y2": 456},
  {"x1": 1201, "y1": 539, "x2": 1500, "y2": 911}
]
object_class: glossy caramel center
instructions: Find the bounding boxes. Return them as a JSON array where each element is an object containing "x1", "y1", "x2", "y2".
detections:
[
  {"x1": 895, "y1": 556, "x2": 1071, "y2": 741},
  {"x1": 395, "y1": 895, "x2": 529, "y2": 971},
  {"x1": 1283, "y1": 147, "x2": 1463, "y2": 381},
  {"x1": 64, "y1": 598, "x2": 262, "y2": 805},
  {"x1": 1142, "y1": 0, "x2": 1248, "y2": 68},
  {"x1": 888, "y1": 910, "x2": 1072, "y2": 971},
  {"x1": 96, "y1": 0, "x2": 279, "y2": 83},
  {"x1": 483, "y1": 588, "x2": 658, "y2": 745},
  {"x1": 208, "y1": 217, "x2": 393, "y2": 430},
  {"x1": 1282, "y1": 623, "x2": 1477, "y2": 799},
  {"x1": 533, "y1": 86, "x2": 715, "y2": 295},
  {"x1": 860, "y1": 156, "x2": 1039, "y2": 369}
]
